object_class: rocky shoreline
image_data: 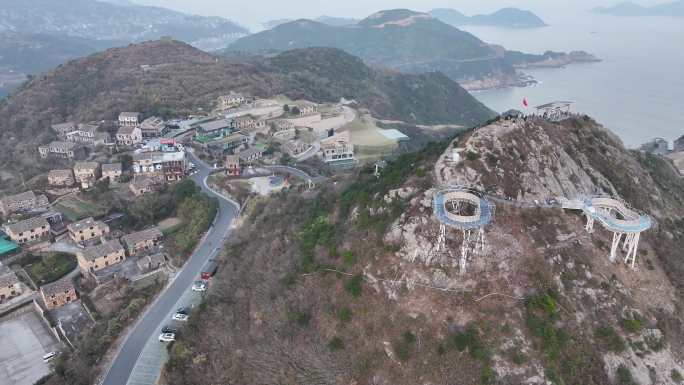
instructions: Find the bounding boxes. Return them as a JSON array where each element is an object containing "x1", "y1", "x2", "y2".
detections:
[{"x1": 460, "y1": 51, "x2": 600, "y2": 91}]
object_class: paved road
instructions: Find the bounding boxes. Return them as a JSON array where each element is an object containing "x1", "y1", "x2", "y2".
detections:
[{"x1": 101, "y1": 151, "x2": 238, "y2": 385}]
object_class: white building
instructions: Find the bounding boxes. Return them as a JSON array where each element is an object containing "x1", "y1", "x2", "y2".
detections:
[{"x1": 320, "y1": 131, "x2": 354, "y2": 163}]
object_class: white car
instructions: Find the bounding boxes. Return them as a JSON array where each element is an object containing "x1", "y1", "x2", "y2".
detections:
[
  {"x1": 42, "y1": 351, "x2": 58, "y2": 362},
  {"x1": 159, "y1": 332, "x2": 176, "y2": 342},
  {"x1": 191, "y1": 281, "x2": 207, "y2": 292},
  {"x1": 172, "y1": 312, "x2": 189, "y2": 321}
]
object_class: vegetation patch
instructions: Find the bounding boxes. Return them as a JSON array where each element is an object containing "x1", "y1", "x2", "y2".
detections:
[{"x1": 24, "y1": 253, "x2": 77, "y2": 285}]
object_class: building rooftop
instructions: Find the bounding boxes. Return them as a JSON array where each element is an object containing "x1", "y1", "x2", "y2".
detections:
[
  {"x1": 121, "y1": 227, "x2": 163, "y2": 248},
  {"x1": 0, "y1": 269, "x2": 19, "y2": 288},
  {"x1": 52, "y1": 122, "x2": 76, "y2": 132},
  {"x1": 67, "y1": 217, "x2": 105, "y2": 233},
  {"x1": 102, "y1": 163, "x2": 122, "y2": 173},
  {"x1": 0, "y1": 191, "x2": 37, "y2": 206},
  {"x1": 238, "y1": 147, "x2": 264, "y2": 159},
  {"x1": 198, "y1": 119, "x2": 232, "y2": 133},
  {"x1": 4, "y1": 216, "x2": 49, "y2": 235},
  {"x1": 74, "y1": 161, "x2": 99, "y2": 171},
  {"x1": 117, "y1": 125, "x2": 140, "y2": 136},
  {"x1": 80, "y1": 239, "x2": 123, "y2": 262},
  {"x1": 119, "y1": 112, "x2": 141, "y2": 118},
  {"x1": 40, "y1": 277, "x2": 75, "y2": 297},
  {"x1": 42, "y1": 141, "x2": 77, "y2": 150},
  {"x1": 48, "y1": 169, "x2": 74, "y2": 179}
]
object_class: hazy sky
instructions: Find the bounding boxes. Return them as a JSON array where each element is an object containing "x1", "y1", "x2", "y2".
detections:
[{"x1": 134, "y1": 0, "x2": 668, "y2": 30}]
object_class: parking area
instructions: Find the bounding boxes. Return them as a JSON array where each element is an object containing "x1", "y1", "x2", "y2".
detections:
[
  {"x1": 126, "y1": 288, "x2": 203, "y2": 385},
  {"x1": 0, "y1": 305, "x2": 61, "y2": 385}
]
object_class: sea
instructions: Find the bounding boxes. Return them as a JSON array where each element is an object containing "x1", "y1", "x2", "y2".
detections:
[{"x1": 460, "y1": 11, "x2": 684, "y2": 148}]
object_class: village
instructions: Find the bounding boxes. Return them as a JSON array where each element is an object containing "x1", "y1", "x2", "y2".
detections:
[{"x1": 0, "y1": 91, "x2": 415, "y2": 384}]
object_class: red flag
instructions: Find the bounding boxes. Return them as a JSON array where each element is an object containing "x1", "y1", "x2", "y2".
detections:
[{"x1": 522, "y1": 98, "x2": 529, "y2": 107}]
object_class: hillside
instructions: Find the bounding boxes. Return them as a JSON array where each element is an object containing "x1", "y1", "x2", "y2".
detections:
[
  {"x1": 593, "y1": 0, "x2": 684, "y2": 17},
  {"x1": 228, "y1": 9, "x2": 594, "y2": 90},
  {"x1": 0, "y1": 40, "x2": 494, "y2": 181},
  {"x1": 430, "y1": 7, "x2": 547, "y2": 28},
  {"x1": 163, "y1": 116, "x2": 684, "y2": 385}
]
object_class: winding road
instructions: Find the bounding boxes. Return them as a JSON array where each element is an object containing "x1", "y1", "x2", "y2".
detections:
[{"x1": 101, "y1": 151, "x2": 238, "y2": 385}]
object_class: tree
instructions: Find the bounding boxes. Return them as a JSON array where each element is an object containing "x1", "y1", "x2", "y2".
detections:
[
  {"x1": 283, "y1": 104, "x2": 290, "y2": 113},
  {"x1": 291, "y1": 106, "x2": 301, "y2": 115},
  {"x1": 117, "y1": 154, "x2": 133, "y2": 171}
]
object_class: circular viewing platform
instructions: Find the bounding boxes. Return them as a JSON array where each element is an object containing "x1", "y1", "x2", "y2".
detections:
[{"x1": 433, "y1": 188, "x2": 492, "y2": 230}]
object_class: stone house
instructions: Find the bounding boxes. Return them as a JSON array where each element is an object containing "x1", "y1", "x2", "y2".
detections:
[
  {"x1": 41, "y1": 278, "x2": 77, "y2": 310},
  {"x1": 38, "y1": 141, "x2": 85, "y2": 160},
  {"x1": 238, "y1": 147, "x2": 265, "y2": 164},
  {"x1": 321, "y1": 131, "x2": 355, "y2": 163},
  {"x1": 0, "y1": 268, "x2": 22, "y2": 302},
  {"x1": 139, "y1": 117, "x2": 167, "y2": 138},
  {"x1": 67, "y1": 217, "x2": 109, "y2": 244},
  {"x1": 52, "y1": 122, "x2": 77, "y2": 137},
  {"x1": 2, "y1": 216, "x2": 51, "y2": 244},
  {"x1": 217, "y1": 92, "x2": 246, "y2": 110},
  {"x1": 118, "y1": 112, "x2": 142, "y2": 127},
  {"x1": 294, "y1": 101, "x2": 318, "y2": 116},
  {"x1": 116, "y1": 125, "x2": 143, "y2": 146},
  {"x1": 130, "y1": 175, "x2": 161, "y2": 196},
  {"x1": 74, "y1": 161, "x2": 101, "y2": 189},
  {"x1": 101, "y1": 163, "x2": 122, "y2": 182},
  {"x1": 65, "y1": 123, "x2": 109, "y2": 146},
  {"x1": 121, "y1": 227, "x2": 164, "y2": 256},
  {"x1": 137, "y1": 253, "x2": 166, "y2": 272},
  {"x1": 77, "y1": 239, "x2": 126, "y2": 274},
  {"x1": 271, "y1": 119, "x2": 295, "y2": 132},
  {"x1": 132, "y1": 151, "x2": 186, "y2": 182},
  {"x1": 232, "y1": 116, "x2": 266, "y2": 130},
  {"x1": 0, "y1": 191, "x2": 49, "y2": 217},
  {"x1": 48, "y1": 169, "x2": 75, "y2": 187},
  {"x1": 225, "y1": 154, "x2": 241, "y2": 176}
]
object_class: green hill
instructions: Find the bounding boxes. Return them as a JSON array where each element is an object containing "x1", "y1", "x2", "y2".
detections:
[{"x1": 0, "y1": 40, "x2": 494, "y2": 179}]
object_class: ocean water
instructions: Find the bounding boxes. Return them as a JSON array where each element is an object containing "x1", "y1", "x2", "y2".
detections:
[{"x1": 461, "y1": 11, "x2": 684, "y2": 148}]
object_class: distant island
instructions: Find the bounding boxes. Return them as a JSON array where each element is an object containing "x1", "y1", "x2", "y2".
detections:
[
  {"x1": 592, "y1": 0, "x2": 684, "y2": 17},
  {"x1": 429, "y1": 7, "x2": 547, "y2": 28},
  {"x1": 263, "y1": 15, "x2": 359, "y2": 29},
  {"x1": 231, "y1": 9, "x2": 597, "y2": 91}
]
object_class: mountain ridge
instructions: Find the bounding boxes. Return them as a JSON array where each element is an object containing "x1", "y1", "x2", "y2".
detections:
[
  {"x1": 429, "y1": 7, "x2": 547, "y2": 28},
  {"x1": 227, "y1": 9, "x2": 597, "y2": 90},
  {"x1": 593, "y1": 0, "x2": 684, "y2": 16}
]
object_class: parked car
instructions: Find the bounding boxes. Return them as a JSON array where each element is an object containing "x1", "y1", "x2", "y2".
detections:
[
  {"x1": 42, "y1": 351, "x2": 59, "y2": 362},
  {"x1": 201, "y1": 261, "x2": 218, "y2": 280},
  {"x1": 159, "y1": 333, "x2": 176, "y2": 342},
  {"x1": 172, "y1": 312, "x2": 189, "y2": 321},
  {"x1": 161, "y1": 326, "x2": 178, "y2": 334},
  {"x1": 191, "y1": 281, "x2": 207, "y2": 292},
  {"x1": 176, "y1": 307, "x2": 189, "y2": 315}
]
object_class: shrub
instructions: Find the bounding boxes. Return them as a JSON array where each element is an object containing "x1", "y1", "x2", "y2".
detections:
[
  {"x1": 289, "y1": 309, "x2": 311, "y2": 326},
  {"x1": 341, "y1": 250, "x2": 357, "y2": 266},
  {"x1": 671, "y1": 369, "x2": 683, "y2": 383},
  {"x1": 595, "y1": 325, "x2": 626, "y2": 353},
  {"x1": 344, "y1": 274, "x2": 363, "y2": 298},
  {"x1": 338, "y1": 307, "x2": 352, "y2": 323},
  {"x1": 466, "y1": 151, "x2": 480, "y2": 161},
  {"x1": 392, "y1": 331, "x2": 416, "y2": 362},
  {"x1": 615, "y1": 364, "x2": 635, "y2": 385},
  {"x1": 620, "y1": 317, "x2": 642, "y2": 334},
  {"x1": 328, "y1": 336, "x2": 344, "y2": 351}
]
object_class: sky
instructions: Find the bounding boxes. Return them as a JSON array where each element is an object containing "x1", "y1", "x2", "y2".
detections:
[{"x1": 134, "y1": 0, "x2": 669, "y2": 31}]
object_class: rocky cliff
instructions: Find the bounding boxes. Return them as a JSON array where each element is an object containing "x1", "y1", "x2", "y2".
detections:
[{"x1": 164, "y1": 115, "x2": 684, "y2": 385}]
